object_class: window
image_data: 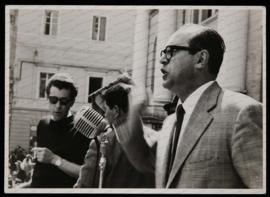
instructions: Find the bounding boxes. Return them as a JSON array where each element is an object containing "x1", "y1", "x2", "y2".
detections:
[
  {"x1": 39, "y1": 72, "x2": 54, "y2": 98},
  {"x1": 193, "y1": 10, "x2": 199, "y2": 24},
  {"x1": 88, "y1": 77, "x2": 103, "y2": 103},
  {"x1": 192, "y1": 9, "x2": 218, "y2": 24},
  {"x1": 201, "y1": 10, "x2": 213, "y2": 21},
  {"x1": 44, "y1": 10, "x2": 59, "y2": 36},
  {"x1": 182, "y1": 10, "x2": 186, "y2": 24},
  {"x1": 92, "y1": 16, "x2": 106, "y2": 41}
]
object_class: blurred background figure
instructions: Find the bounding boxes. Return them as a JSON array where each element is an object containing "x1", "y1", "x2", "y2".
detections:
[{"x1": 20, "y1": 154, "x2": 35, "y2": 182}]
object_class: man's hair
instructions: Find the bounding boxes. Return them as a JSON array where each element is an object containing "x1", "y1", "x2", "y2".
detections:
[
  {"x1": 45, "y1": 73, "x2": 78, "y2": 100},
  {"x1": 188, "y1": 26, "x2": 226, "y2": 77},
  {"x1": 103, "y1": 85, "x2": 128, "y2": 113}
]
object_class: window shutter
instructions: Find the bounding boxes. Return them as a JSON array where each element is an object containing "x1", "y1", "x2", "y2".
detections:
[
  {"x1": 44, "y1": 11, "x2": 51, "y2": 35},
  {"x1": 51, "y1": 12, "x2": 58, "y2": 35},
  {"x1": 99, "y1": 17, "x2": 106, "y2": 41},
  {"x1": 92, "y1": 16, "x2": 98, "y2": 40}
]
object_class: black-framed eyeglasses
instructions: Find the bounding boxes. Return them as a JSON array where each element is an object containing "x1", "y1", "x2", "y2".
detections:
[
  {"x1": 48, "y1": 96, "x2": 71, "y2": 105},
  {"x1": 160, "y1": 45, "x2": 201, "y2": 62}
]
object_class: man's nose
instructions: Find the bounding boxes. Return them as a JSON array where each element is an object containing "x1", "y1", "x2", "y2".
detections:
[
  {"x1": 159, "y1": 55, "x2": 169, "y2": 65},
  {"x1": 55, "y1": 101, "x2": 61, "y2": 108}
]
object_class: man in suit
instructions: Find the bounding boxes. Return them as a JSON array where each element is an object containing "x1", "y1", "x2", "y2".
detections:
[{"x1": 114, "y1": 24, "x2": 263, "y2": 188}]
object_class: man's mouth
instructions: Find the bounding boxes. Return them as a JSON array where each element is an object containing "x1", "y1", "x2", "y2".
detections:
[{"x1": 161, "y1": 69, "x2": 168, "y2": 80}]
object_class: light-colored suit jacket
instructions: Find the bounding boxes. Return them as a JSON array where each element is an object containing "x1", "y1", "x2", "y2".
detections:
[{"x1": 117, "y1": 82, "x2": 263, "y2": 188}]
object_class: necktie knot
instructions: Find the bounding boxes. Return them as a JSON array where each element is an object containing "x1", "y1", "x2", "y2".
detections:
[{"x1": 176, "y1": 105, "x2": 185, "y2": 123}]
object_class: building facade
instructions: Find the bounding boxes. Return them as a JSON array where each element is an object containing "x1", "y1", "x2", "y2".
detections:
[{"x1": 8, "y1": 8, "x2": 136, "y2": 151}]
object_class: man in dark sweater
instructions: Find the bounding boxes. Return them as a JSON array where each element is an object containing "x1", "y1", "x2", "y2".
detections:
[{"x1": 29, "y1": 73, "x2": 90, "y2": 188}]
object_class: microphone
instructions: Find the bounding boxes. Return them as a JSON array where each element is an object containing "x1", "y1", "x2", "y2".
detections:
[{"x1": 74, "y1": 106, "x2": 109, "y2": 139}]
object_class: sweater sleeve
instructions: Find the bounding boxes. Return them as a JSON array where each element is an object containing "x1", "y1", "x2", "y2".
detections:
[{"x1": 74, "y1": 138, "x2": 99, "y2": 188}]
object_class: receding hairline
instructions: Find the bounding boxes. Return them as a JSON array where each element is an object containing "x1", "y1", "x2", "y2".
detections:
[{"x1": 166, "y1": 24, "x2": 210, "y2": 47}]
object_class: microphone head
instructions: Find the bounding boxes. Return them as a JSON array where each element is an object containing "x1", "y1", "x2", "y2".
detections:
[{"x1": 74, "y1": 106, "x2": 108, "y2": 139}]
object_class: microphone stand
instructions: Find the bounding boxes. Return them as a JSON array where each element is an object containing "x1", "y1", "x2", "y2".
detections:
[{"x1": 98, "y1": 133, "x2": 108, "y2": 188}]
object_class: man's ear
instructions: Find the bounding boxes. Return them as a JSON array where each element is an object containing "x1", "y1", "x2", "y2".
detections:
[{"x1": 195, "y1": 49, "x2": 209, "y2": 69}]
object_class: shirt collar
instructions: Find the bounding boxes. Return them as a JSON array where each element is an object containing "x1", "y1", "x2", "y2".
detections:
[{"x1": 177, "y1": 81, "x2": 215, "y2": 115}]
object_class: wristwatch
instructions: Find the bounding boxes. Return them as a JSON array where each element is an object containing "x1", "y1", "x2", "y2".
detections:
[{"x1": 53, "y1": 157, "x2": 62, "y2": 167}]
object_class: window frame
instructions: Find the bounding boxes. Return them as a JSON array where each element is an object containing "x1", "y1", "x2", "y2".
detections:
[
  {"x1": 43, "y1": 10, "x2": 59, "y2": 36},
  {"x1": 191, "y1": 9, "x2": 218, "y2": 24},
  {"x1": 92, "y1": 15, "x2": 107, "y2": 41},
  {"x1": 87, "y1": 76, "x2": 103, "y2": 103},
  {"x1": 37, "y1": 69, "x2": 56, "y2": 99},
  {"x1": 86, "y1": 73, "x2": 104, "y2": 103}
]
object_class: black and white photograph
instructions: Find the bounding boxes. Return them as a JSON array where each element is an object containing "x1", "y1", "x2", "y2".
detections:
[{"x1": 4, "y1": 5, "x2": 266, "y2": 194}]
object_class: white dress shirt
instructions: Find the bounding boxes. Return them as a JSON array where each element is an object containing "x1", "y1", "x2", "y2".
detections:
[{"x1": 176, "y1": 81, "x2": 215, "y2": 145}]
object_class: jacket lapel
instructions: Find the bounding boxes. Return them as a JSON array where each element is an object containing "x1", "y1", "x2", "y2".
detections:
[{"x1": 166, "y1": 82, "x2": 221, "y2": 188}]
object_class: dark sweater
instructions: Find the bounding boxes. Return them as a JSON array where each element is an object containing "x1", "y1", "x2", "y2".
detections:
[{"x1": 31, "y1": 115, "x2": 90, "y2": 188}]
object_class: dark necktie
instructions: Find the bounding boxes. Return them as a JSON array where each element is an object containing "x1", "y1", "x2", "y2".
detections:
[{"x1": 166, "y1": 104, "x2": 185, "y2": 181}]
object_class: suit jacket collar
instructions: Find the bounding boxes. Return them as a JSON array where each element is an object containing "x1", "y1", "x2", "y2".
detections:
[{"x1": 165, "y1": 81, "x2": 221, "y2": 188}]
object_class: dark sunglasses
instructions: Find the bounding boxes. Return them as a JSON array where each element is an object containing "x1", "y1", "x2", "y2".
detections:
[
  {"x1": 48, "y1": 96, "x2": 71, "y2": 105},
  {"x1": 160, "y1": 45, "x2": 201, "y2": 62}
]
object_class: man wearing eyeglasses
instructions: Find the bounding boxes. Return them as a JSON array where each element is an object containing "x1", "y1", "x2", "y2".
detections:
[
  {"x1": 115, "y1": 24, "x2": 263, "y2": 188},
  {"x1": 28, "y1": 73, "x2": 91, "y2": 188}
]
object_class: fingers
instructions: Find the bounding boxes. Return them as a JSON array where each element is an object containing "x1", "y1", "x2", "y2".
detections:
[
  {"x1": 31, "y1": 147, "x2": 47, "y2": 154},
  {"x1": 117, "y1": 82, "x2": 133, "y2": 93},
  {"x1": 31, "y1": 147, "x2": 44, "y2": 162},
  {"x1": 97, "y1": 119, "x2": 109, "y2": 132},
  {"x1": 106, "y1": 73, "x2": 134, "y2": 94},
  {"x1": 117, "y1": 72, "x2": 134, "y2": 85},
  {"x1": 31, "y1": 147, "x2": 54, "y2": 164}
]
